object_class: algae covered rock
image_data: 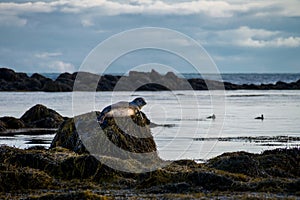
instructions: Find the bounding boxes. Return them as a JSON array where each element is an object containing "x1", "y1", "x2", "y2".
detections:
[
  {"x1": 21, "y1": 104, "x2": 65, "y2": 128},
  {"x1": 50, "y1": 118, "x2": 84, "y2": 153},
  {"x1": 207, "y1": 151, "x2": 265, "y2": 177},
  {"x1": 51, "y1": 111, "x2": 157, "y2": 156}
]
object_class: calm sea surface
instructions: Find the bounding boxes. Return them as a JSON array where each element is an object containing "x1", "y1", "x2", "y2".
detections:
[{"x1": 1, "y1": 90, "x2": 299, "y2": 160}]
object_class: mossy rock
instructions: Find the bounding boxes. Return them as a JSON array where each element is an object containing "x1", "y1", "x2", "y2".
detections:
[
  {"x1": 51, "y1": 111, "x2": 157, "y2": 155},
  {"x1": 20, "y1": 104, "x2": 64, "y2": 128},
  {"x1": 258, "y1": 148, "x2": 300, "y2": 178},
  {"x1": 0, "y1": 167, "x2": 53, "y2": 192},
  {"x1": 207, "y1": 151, "x2": 266, "y2": 177}
]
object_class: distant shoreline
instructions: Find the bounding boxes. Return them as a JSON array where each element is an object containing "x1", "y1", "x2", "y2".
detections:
[{"x1": 1, "y1": 68, "x2": 300, "y2": 92}]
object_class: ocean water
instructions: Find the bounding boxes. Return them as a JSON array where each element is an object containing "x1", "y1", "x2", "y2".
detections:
[{"x1": 1, "y1": 90, "x2": 299, "y2": 160}]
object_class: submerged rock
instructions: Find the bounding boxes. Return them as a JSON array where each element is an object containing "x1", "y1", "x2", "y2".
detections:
[{"x1": 20, "y1": 104, "x2": 65, "y2": 128}]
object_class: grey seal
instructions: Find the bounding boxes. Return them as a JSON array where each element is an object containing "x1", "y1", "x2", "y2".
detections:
[{"x1": 97, "y1": 97, "x2": 147, "y2": 123}]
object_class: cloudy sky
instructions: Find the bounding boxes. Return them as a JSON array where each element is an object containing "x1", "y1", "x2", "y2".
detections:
[{"x1": 0, "y1": 0, "x2": 300, "y2": 73}]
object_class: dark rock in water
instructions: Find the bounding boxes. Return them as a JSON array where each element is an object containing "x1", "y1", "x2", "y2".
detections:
[
  {"x1": 0, "y1": 120, "x2": 7, "y2": 131},
  {"x1": 0, "y1": 116, "x2": 26, "y2": 129},
  {"x1": 0, "y1": 68, "x2": 18, "y2": 82},
  {"x1": 1, "y1": 67, "x2": 300, "y2": 91},
  {"x1": 20, "y1": 104, "x2": 64, "y2": 128},
  {"x1": 50, "y1": 111, "x2": 157, "y2": 157}
]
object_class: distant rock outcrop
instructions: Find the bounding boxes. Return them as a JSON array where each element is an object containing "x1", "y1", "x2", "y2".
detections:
[{"x1": 0, "y1": 67, "x2": 300, "y2": 91}]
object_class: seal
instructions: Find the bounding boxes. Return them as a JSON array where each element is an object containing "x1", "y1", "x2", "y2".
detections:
[{"x1": 97, "y1": 97, "x2": 147, "y2": 123}]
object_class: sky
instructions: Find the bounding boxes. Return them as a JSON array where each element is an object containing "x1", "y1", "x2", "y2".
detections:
[{"x1": 0, "y1": 0, "x2": 300, "y2": 73}]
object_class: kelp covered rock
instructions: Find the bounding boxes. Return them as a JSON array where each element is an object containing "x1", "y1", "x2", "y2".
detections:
[
  {"x1": 21, "y1": 104, "x2": 65, "y2": 128},
  {"x1": 207, "y1": 148, "x2": 300, "y2": 178},
  {"x1": 0, "y1": 145, "x2": 299, "y2": 199},
  {"x1": 51, "y1": 111, "x2": 156, "y2": 155}
]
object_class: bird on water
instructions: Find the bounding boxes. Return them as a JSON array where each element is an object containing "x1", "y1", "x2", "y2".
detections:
[
  {"x1": 255, "y1": 114, "x2": 264, "y2": 120},
  {"x1": 207, "y1": 114, "x2": 216, "y2": 120}
]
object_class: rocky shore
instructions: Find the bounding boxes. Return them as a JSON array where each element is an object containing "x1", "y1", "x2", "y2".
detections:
[
  {"x1": 1, "y1": 68, "x2": 300, "y2": 92},
  {"x1": 0, "y1": 104, "x2": 299, "y2": 199},
  {"x1": 0, "y1": 145, "x2": 299, "y2": 199},
  {"x1": 0, "y1": 104, "x2": 65, "y2": 136}
]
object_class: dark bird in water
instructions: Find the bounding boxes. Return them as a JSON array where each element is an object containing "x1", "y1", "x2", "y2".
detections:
[
  {"x1": 97, "y1": 97, "x2": 147, "y2": 123},
  {"x1": 255, "y1": 114, "x2": 264, "y2": 120},
  {"x1": 207, "y1": 114, "x2": 216, "y2": 120}
]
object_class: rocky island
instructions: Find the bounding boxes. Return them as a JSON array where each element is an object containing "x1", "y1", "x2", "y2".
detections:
[
  {"x1": 0, "y1": 104, "x2": 299, "y2": 199},
  {"x1": 1, "y1": 68, "x2": 300, "y2": 92}
]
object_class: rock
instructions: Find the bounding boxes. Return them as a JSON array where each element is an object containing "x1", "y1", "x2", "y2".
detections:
[
  {"x1": 0, "y1": 68, "x2": 18, "y2": 82},
  {"x1": 0, "y1": 116, "x2": 26, "y2": 129},
  {"x1": 50, "y1": 110, "x2": 157, "y2": 156},
  {"x1": 0, "y1": 167, "x2": 53, "y2": 192},
  {"x1": 0, "y1": 145, "x2": 299, "y2": 198},
  {"x1": 31, "y1": 73, "x2": 51, "y2": 85},
  {"x1": 20, "y1": 104, "x2": 64, "y2": 128},
  {"x1": 0, "y1": 120, "x2": 7, "y2": 131},
  {"x1": 207, "y1": 151, "x2": 265, "y2": 177},
  {"x1": 1, "y1": 68, "x2": 300, "y2": 91},
  {"x1": 50, "y1": 118, "x2": 83, "y2": 153}
]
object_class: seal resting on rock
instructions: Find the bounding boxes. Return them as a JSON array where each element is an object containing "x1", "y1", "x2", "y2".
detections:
[{"x1": 97, "y1": 97, "x2": 147, "y2": 123}]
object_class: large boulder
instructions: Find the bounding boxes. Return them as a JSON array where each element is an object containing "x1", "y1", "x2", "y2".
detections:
[
  {"x1": 51, "y1": 111, "x2": 157, "y2": 156},
  {"x1": 20, "y1": 104, "x2": 64, "y2": 128},
  {"x1": 0, "y1": 68, "x2": 18, "y2": 82}
]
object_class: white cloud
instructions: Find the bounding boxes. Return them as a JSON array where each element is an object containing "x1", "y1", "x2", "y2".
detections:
[
  {"x1": 81, "y1": 19, "x2": 94, "y2": 27},
  {"x1": 35, "y1": 52, "x2": 62, "y2": 58},
  {"x1": 1, "y1": 0, "x2": 300, "y2": 24},
  {"x1": 48, "y1": 60, "x2": 75, "y2": 72},
  {"x1": 210, "y1": 26, "x2": 300, "y2": 48},
  {"x1": 0, "y1": 14, "x2": 27, "y2": 27}
]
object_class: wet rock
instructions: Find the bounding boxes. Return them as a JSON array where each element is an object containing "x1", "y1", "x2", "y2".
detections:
[
  {"x1": 207, "y1": 151, "x2": 265, "y2": 177},
  {"x1": 0, "y1": 167, "x2": 53, "y2": 192},
  {"x1": 0, "y1": 68, "x2": 18, "y2": 82},
  {"x1": 0, "y1": 120, "x2": 7, "y2": 131},
  {"x1": 0, "y1": 145, "x2": 299, "y2": 198},
  {"x1": 0, "y1": 116, "x2": 26, "y2": 129},
  {"x1": 20, "y1": 104, "x2": 64, "y2": 128},
  {"x1": 1, "y1": 68, "x2": 300, "y2": 91},
  {"x1": 51, "y1": 110, "x2": 157, "y2": 156},
  {"x1": 50, "y1": 118, "x2": 83, "y2": 153}
]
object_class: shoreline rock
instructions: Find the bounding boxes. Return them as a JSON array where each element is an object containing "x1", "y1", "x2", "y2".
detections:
[
  {"x1": 1, "y1": 67, "x2": 300, "y2": 92},
  {"x1": 0, "y1": 104, "x2": 65, "y2": 136},
  {"x1": 0, "y1": 145, "x2": 299, "y2": 199}
]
